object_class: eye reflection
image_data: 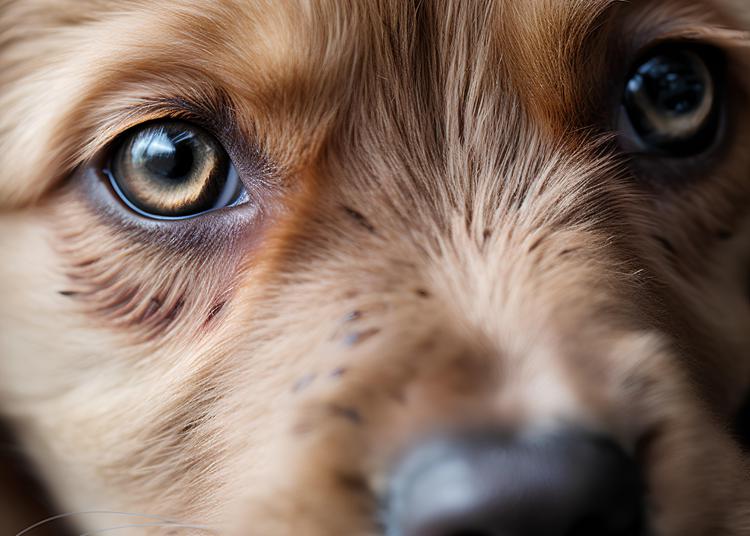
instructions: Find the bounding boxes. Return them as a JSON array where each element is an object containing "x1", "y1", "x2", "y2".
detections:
[
  {"x1": 130, "y1": 131, "x2": 196, "y2": 181},
  {"x1": 622, "y1": 47, "x2": 722, "y2": 156},
  {"x1": 106, "y1": 121, "x2": 245, "y2": 219}
]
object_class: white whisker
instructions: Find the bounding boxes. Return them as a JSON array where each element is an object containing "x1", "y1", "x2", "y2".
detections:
[
  {"x1": 15, "y1": 511, "x2": 206, "y2": 536},
  {"x1": 78, "y1": 522, "x2": 216, "y2": 535}
]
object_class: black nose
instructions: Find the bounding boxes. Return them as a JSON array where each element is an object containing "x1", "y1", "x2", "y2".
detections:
[{"x1": 386, "y1": 430, "x2": 645, "y2": 536}]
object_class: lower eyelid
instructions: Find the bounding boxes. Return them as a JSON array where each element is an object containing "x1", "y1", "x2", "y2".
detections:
[{"x1": 77, "y1": 163, "x2": 263, "y2": 251}]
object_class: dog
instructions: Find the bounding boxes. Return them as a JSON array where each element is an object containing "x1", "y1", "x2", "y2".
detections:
[{"x1": 2, "y1": 0, "x2": 750, "y2": 534}]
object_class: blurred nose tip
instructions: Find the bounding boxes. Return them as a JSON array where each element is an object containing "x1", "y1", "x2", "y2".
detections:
[{"x1": 385, "y1": 429, "x2": 645, "y2": 536}]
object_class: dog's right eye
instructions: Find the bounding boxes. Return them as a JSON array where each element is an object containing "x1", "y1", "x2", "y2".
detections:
[
  {"x1": 621, "y1": 45, "x2": 723, "y2": 157},
  {"x1": 104, "y1": 121, "x2": 246, "y2": 219}
]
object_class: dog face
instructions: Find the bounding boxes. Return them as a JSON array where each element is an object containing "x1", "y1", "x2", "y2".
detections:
[{"x1": 1, "y1": 0, "x2": 750, "y2": 534}]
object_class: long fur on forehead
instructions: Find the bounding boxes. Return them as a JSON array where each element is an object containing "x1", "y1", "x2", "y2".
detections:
[{"x1": 0, "y1": 0, "x2": 687, "y2": 208}]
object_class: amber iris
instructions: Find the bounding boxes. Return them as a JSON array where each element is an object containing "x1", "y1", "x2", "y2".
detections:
[{"x1": 108, "y1": 121, "x2": 242, "y2": 218}]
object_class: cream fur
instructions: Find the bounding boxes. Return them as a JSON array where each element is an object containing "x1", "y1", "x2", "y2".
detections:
[{"x1": 1, "y1": 1, "x2": 750, "y2": 535}]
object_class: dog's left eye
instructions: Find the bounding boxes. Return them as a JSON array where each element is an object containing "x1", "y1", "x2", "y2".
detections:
[
  {"x1": 105, "y1": 121, "x2": 245, "y2": 219},
  {"x1": 622, "y1": 46, "x2": 722, "y2": 156}
]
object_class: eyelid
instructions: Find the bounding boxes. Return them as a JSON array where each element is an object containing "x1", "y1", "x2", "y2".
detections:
[{"x1": 79, "y1": 91, "x2": 239, "y2": 171}]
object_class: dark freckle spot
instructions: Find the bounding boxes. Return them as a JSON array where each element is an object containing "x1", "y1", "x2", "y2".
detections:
[
  {"x1": 73, "y1": 258, "x2": 100, "y2": 269},
  {"x1": 559, "y1": 248, "x2": 578, "y2": 257},
  {"x1": 343, "y1": 206, "x2": 376, "y2": 234},
  {"x1": 415, "y1": 288, "x2": 430, "y2": 298},
  {"x1": 140, "y1": 297, "x2": 162, "y2": 322},
  {"x1": 344, "y1": 310, "x2": 362, "y2": 322},
  {"x1": 418, "y1": 339, "x2": 436, "y2": 352},
  {"x1": 344, "y1": 328, "x2": 381, "y2": 346},
  {"x1": 528, "y1": 236, "x2": 544, "y2": 253},
  {"x1": 293, "y1": 374, "x2": 316, "y2": 393},
  {"x1": 58, "y1": 290, "x2": 78, "y2": 297},
  {"x1": 654, "y1": 236, "x2": 676, "y2": 255},
  {"x1": 329, "y1": 404, "x2": 363, "y2": 425},
  {"x1": 204, "y1": 300, "x2": 227, "y2": 325},
  {"x1": 336, "y1": 471, "x2": 369, "y2": 493},
  {"x1": 717, "y1": 229, "x2": 733, "y2": 241},
  {"x1": 330, "y1": 367, "x2": 348, "y2": 378},
  {"x1": 393, "y1": 259, "x2": 417, "y2": 270},
  {"x1": 178, "y1": 419, "x2": 199, "y2": 437},
  {"x1": 162, "y1": 297, "x2": 186, "y2": 325},
  {"x1": 483, "y1": 228, "x2": 492, "y2": 241}
]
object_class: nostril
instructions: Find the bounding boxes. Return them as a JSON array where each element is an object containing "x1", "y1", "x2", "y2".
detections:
[{"x1": 386, "y1": 430, "x2": 644, "y2": 536}]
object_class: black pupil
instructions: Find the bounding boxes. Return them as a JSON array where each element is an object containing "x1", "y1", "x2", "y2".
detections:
[
  {"x1": 632, "y1": 53, "x2": 706, "y2": 116},
  {"x1": 132, "y1": 129, "x2": 195, "y2": 181}
]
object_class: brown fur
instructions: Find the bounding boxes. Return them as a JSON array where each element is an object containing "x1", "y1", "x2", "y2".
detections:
[{"x1": 1, "y1": 0, "x2": 750, "y2": 534}]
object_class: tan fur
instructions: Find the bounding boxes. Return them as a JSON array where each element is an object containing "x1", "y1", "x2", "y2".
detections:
[{"x1": 1, "y1": 0, "x2": 750, "y2": 534}]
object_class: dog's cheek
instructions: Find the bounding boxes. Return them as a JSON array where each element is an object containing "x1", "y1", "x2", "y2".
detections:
[{"x1": 0, "y1": 191, "x2": 251, "y2": 525}]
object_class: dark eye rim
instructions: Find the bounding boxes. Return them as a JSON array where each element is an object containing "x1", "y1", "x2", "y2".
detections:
[
  {"x1": 734, "y1": 392, "x2": 750, "y2": 452},
  {"x1": 103, "y1": 119, "x2": 247, "y2": 221},
  {"x1": 620, "y1": 41, "x2": 727, "y2": 159}
]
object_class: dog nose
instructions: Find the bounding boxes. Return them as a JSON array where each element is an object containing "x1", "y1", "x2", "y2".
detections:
[{"x1": 386, "y1": 430, "x2": 644, "y2": 536}]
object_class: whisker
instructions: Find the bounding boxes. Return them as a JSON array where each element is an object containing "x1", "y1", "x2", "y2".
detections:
[
  {"x1": 16, "y1": 511, "x2": 200, "y2": 536},
  {"x1": 79, "y1": 522, "x2": 216, "y2": 535}
]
